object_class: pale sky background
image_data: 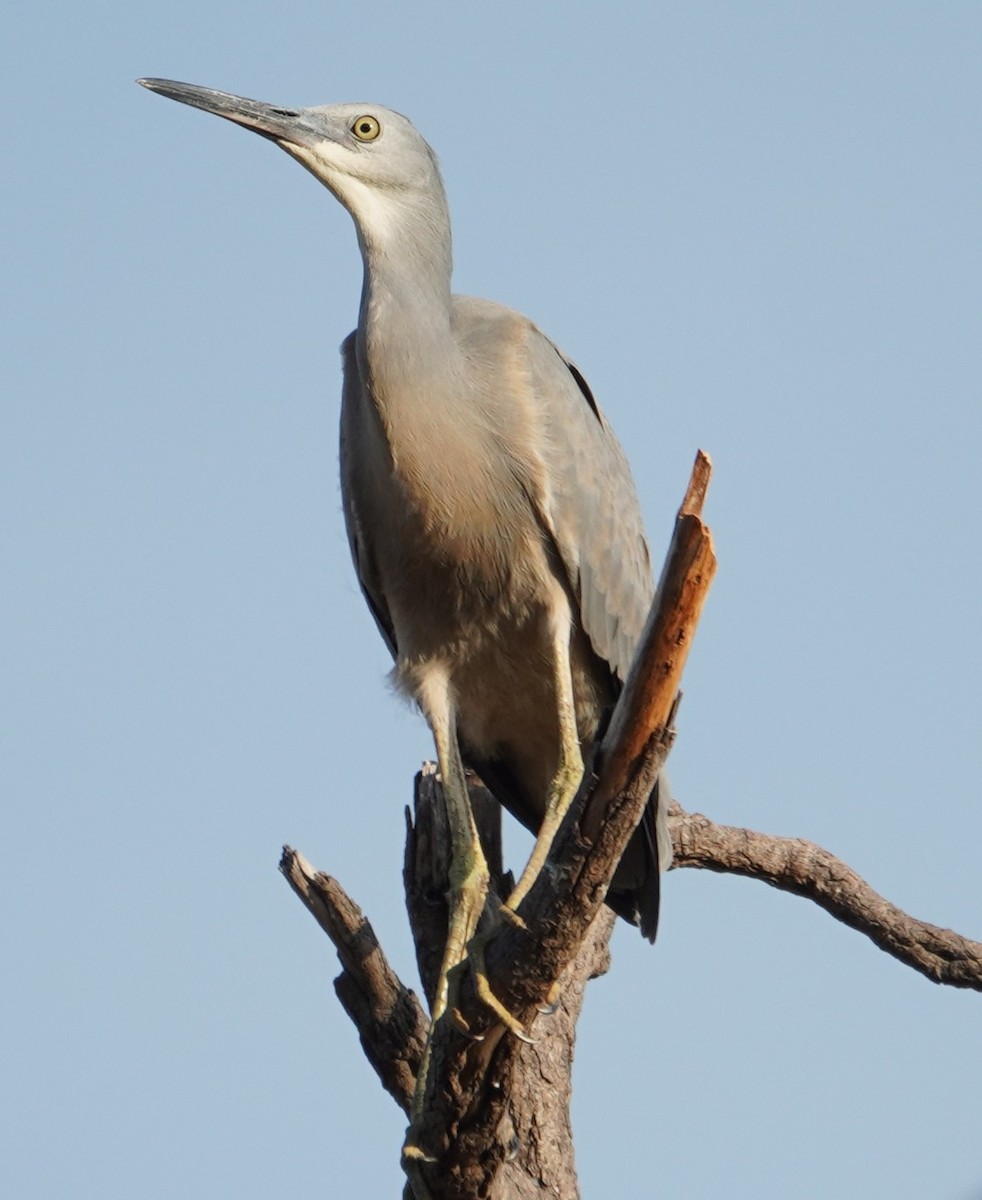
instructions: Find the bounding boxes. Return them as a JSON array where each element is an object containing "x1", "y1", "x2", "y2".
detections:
[{"x1": 4, "y1": 3, "x2": 981, "y2": 1197}]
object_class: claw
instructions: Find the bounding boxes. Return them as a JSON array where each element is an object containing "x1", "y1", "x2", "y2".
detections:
[
  {"x1": 474, "y1": 976, "x2": 536, "y2": 1043},
  {"x1": 402, "y1": 1147, "x2": 438, "y2": 1200},
  {"x1": 498, "y1": 902, "x2": 527, "y2": 931},
  {"x1": 443, "y1": 907, "x2": 537, "y2": 1043},
  {"x1": 446, "y1": 959, "x2": 486, "y2": 1040},
  {"x1": 468, "y1": 930, "x2": 536, "y2": 1043},
  {"x1": 449, "y1": 1007, "x2": 485, "y2": 1041},
  {"x1": 537, "y1": 980, "x2": 562, "y2": 1016},
  {"x1": 402, "y1": 1143, "x2": 438, "y2": 1166}
]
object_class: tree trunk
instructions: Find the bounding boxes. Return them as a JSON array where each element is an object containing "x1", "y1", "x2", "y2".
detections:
[{"x1": 403, "y1": 770, "x2": 616, "y2": 1199}]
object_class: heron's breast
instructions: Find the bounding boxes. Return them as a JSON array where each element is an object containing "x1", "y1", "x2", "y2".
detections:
[{"x1": 384, "y1": 510, "x2": 552, "y2": 667}]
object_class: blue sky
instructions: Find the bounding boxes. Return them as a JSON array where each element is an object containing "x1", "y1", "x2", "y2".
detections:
[{"x1": 4, "y1": 3, "x2": 981, "y2": 1197}]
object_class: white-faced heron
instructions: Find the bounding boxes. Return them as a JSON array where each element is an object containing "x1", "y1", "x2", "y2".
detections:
[{"x1": 138, "y1": 78, "x2": 672, "y2": 1049}]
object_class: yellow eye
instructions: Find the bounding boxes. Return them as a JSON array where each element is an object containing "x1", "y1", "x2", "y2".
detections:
[{"x1": 351, "y1": 115, "x2": 381, "y2": 142}]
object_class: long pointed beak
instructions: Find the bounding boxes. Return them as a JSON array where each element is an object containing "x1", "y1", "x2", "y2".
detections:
[{"x1": 137, "y1": 78, "x2": 319, "y2": 148}]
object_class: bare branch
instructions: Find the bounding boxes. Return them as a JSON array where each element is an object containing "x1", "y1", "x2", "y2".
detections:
[
  {"x1": 680, "y1": 447, "x2": 712, "y2": 515},
  {"x1": 585, "y1": 448, "x2": 716, "y2": 835},
  {"x1": 279, "y1": 846, "x2": 428, "y2": 1111},
  {"x1": 670, "y1": 808, "x2": 982, "y2": 990}
]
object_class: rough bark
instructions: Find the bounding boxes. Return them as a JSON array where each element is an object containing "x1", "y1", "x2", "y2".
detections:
[
  {"x1": 669, "y1": 805, "x2": 982, "y2": 988},
  {"x1": 401, "y1": 767, "x2": 618, "y2": 1198},
  {"x1": 280, "y1": 847, "x2": 427, "y2": 1112}
]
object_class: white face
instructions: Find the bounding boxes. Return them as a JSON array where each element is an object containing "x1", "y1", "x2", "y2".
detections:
[
  {"x1": 280, "y1": 104, "x2": 441, "y2": 194},
  {"x1": 274, "y1": 104, "x2": 446, "y2": 247}
]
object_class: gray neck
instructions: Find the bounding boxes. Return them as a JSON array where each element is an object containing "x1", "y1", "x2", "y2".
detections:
[{"x1": 354, "y1": 191, "x2": 456, "y2": 401}]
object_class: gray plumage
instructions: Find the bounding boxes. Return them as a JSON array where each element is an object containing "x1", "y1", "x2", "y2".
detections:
[{"x1": 138, "y1": 80, "x2": 671, "y2": 962}]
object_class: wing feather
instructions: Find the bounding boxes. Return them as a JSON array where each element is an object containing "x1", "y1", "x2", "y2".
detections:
[
  {"x1": 339, "y1": 332, "x2": 398, "y2": 658},
  {"x1": 518, "y1": 321, "x2": 654, "y2": 683}
]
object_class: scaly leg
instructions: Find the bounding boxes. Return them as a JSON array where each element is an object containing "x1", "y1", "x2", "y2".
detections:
[
  {"x1": 404, "y1": 668, "x2": 493, "y2": 1166},
  {"x1": 504, "y1": 599, "x2": 584, "y2": 918}
]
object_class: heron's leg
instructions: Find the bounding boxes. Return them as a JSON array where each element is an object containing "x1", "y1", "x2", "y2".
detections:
[
  {"x1": 407, "y1": 668, "x2": 492, "y2": 1130},
  {"x1": 426, "y1": 723, "x2": 490, "y2": 1029},
  {"x1": 504, "y1": 601, "x2": 584, "y2": 918}
]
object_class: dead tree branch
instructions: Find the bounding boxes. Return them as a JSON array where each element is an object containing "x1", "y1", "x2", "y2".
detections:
[
  {"x1": 669, "y1": 806, "x2": 982, "y2": 990},
  {"x1": 280, "y1": 847, "x2": 427, "y2": 1111}
]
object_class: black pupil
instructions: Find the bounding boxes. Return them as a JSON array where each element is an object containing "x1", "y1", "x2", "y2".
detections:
[{"x1": 359, "y1": 121, "x2": 372, "y2": 135}]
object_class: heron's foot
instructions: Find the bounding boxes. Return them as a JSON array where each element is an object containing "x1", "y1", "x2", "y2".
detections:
[
  {"x1": 445, "y1": 957, "x2": 485, "y2": 1041},
  {"x1": 406, "y1": 856, "x2": 491, "y2": 1149},
  {"x1": 447, "y1": 917, "x2": 536, "y2": 1044},
  {"x1": 430, "y1": 859, "x2": 492, "y2": 1024}
]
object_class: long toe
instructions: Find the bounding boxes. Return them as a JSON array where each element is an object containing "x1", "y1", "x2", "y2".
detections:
[{"x1": 464, "y1": 924, "x2": 536, "y2": 1044}]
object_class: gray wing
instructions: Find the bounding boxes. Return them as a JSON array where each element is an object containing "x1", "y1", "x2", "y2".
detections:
[
  {"x1": 341, "y1": 310, "x2": 653, "y2": 682},
  {"x1": 530, "y1": 332, "x2": 655, "y2": 682},
  {"x1": 468, "y1": 300, "x2": 655, "y2": 684},
  {"x1": 497, "y1": 308, "x2": 668, "y2": 939},
  {"x1": 338, "y1": 331, "x2": 398, "y2": 658}
]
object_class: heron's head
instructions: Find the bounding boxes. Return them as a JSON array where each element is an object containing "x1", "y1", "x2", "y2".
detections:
[{"x1": 138, "y1": 79, "x2": 447, "y2": 248}]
